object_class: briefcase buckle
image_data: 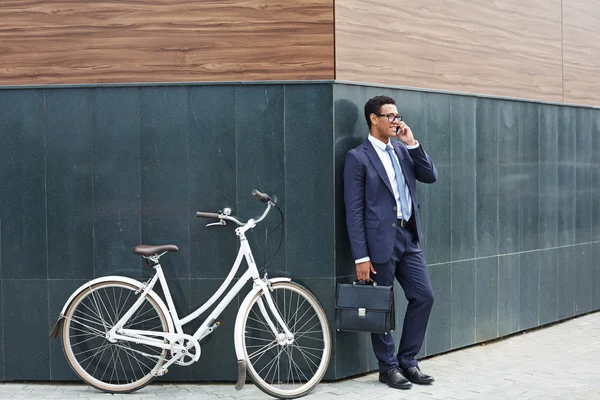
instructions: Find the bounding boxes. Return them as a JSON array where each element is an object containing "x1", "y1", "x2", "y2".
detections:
[{"x1": 358, "y1": 308, "x2": 367, "y2": 317}]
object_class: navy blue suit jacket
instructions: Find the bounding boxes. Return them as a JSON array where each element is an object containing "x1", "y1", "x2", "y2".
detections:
[{"x1": 343, "y1": 138, "x2": 438, "y2": 264}]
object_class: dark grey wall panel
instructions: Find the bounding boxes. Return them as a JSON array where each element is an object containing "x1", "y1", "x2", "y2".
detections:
[
  {"x1": 451, "y1": 260, "x2": 476, "y2": 349},
  {"x1": 558, "y1": 108, "x2": 577, "y2": 247},
  {"x1": 188, "y1": 86, "x2": 237, "y2": 279},
  {"x1": 46, "y1": 89, "x2": 94, "y2": 280},
  {"x1": 475, "y1": 98, "x2": 499, "y2": 258},
  {"x1": 498, "y1": 101, "x2": 521, "y2": 255},
  {"x1": 0, "y1": 90, "x2": 45, "y2": 280},
  {"x1": 519, "y1": 102, "x2": 540, "y2": 252},
  {"x1": 539, "y1": 106, "x2": 559, "y2": 249},
  {"x1": 284, "y1": 85, "x2": 334, "y2": 278},
  {"x1": 425, "y1": 263, "x2": 451, "y2": 355},
  {"x1": 92, "y1": 88, "x2": 142, "y2": 278},
  {"x1": 140, "y1": 87, "x2": 190, "y2": 280},
  {"x1": 3, "y1": 280, "x2": 49, "y2": 380},
  {"x1": 574, "y1": 244, "x2": 592, "y2": 315},
  {"x1": 557, "y1": 246, "x2": 576, "y2": 320},
  {"x1": 235, "y1": 86, "x2": 285, "y2": 275},
  {"x1": 476, "y1": 257, "x2": 498, "y2": 342},
  {"x1": 498, "y1": 254, "x2": 520, "y2": 336},
  {"x1": 575, "y1": 108, "x2": 592, "y2": 245},
  {"x1": 420, "y1": 93, "x2": 452, "y2": 264},
  {"x1": 538, "y1": 248, "x2": 558, "y2": 326},
  {"x1": 519, "y1": 251, "x2": 540, "y2": 331},
  {"x1": 451, "y1": 97, "x2": 476, "y2": 262}
]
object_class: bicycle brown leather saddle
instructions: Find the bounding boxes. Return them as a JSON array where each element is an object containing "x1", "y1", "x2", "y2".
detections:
[{"x1": 133, "y1": 244, "x2": 179, "y2": 256}]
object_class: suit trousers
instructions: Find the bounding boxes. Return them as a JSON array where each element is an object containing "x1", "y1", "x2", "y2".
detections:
[{"x1": 370, "y1": 221, "x2": 434, "y2": 372}]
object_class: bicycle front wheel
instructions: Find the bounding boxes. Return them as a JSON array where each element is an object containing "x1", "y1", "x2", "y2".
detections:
[
  {"x1": 241, "y1": 281, "x2": 331, "y2": 399},
  {"x1": 62, "y1": 280, "x2": 169, "y2": 393}
]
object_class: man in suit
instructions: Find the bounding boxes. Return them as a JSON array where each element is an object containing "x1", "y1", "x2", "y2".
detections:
[{"x1": 343, "y1": 95, "x2": 438, "y2": 390}]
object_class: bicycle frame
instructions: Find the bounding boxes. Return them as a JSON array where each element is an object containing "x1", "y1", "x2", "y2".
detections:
[{"x1": 105, "y1": 204, "x2": 293, "y2": 365}]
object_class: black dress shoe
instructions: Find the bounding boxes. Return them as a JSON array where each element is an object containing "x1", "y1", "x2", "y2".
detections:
[
  {"x1": 379, "y1": 367, "x2": 412, "y2": 389},
  {"x1": 401, "y1": 366, "x2": 434, "y2": 384}
]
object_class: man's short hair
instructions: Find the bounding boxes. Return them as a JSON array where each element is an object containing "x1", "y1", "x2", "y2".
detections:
[{"x1": 364, "y1": 95, "x2": 396, "y2": 128}]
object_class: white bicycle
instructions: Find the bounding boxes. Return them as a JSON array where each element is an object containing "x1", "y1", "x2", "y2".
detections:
[{"x1": 50, "y1": 189, "x2": 331, "y2": 399}]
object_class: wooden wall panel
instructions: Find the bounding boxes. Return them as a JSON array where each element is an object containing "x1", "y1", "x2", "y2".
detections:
[
  {"x1": 563, "y1": 0, "x2": 600, "y2": 106},
  {"x1": 0, "y1": 1, "x2": 334, "y2": 85},
  {"x1": 336, "y1": 0, "x2": 563, "y2": 102}
]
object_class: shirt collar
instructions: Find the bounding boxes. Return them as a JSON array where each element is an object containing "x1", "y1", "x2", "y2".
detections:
[{"x1": 368, "y1": 134, "x2": 390, "y2": 151}]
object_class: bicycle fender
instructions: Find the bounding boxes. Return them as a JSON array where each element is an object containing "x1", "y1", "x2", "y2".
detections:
[
  {"x1": 49, "y1": 276, "x2": 174, "y2": 339},
  {"x1": 233, "y1": 277, "x2": 291, "y2": 390}
]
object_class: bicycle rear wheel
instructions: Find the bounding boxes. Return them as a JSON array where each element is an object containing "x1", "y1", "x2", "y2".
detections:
[
  {"x1": 62, "y1": 280, "x2": 169, "y2": 393},
  {"x1": 241, "y1": 281, "x2": 331, "y2": 398}
]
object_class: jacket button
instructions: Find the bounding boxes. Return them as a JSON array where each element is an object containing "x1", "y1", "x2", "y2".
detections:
[
  {"x1": 392, "y1": 223, "x2": 396, "y2": 227},
  {"x1": 393, "y1": 206, "x2": 397, "y2": 210}
]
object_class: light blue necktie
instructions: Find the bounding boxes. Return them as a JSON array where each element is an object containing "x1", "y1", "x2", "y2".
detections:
[{"x1": 386, "y1": 144, "x2": 411, "y2": 220}]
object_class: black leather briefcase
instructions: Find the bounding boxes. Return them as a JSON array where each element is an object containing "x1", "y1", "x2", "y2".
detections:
[{"x1": 335, "y1": 281, "x2": 395, "y2": 334}]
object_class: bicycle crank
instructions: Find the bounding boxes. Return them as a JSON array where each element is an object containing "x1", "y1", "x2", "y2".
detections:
[{"x1": 171, "y1": 338, "x2": 201, "y2": 366}]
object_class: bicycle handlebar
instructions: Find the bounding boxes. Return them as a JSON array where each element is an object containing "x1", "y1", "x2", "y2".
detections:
[
  {"x1": 252, "y1": 189, "x2": 272, "y2": 203},
  {"x1": 195, "y1": 189, "x2": 275, "y2": 227},
  {"x1": 195, "y1": 211, "x2": 220, "y2": 219}
]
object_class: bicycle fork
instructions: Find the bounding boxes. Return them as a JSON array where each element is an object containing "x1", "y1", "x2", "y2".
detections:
[{"x1": 233, "y1": 276, "x2": 293, "y2": 390}]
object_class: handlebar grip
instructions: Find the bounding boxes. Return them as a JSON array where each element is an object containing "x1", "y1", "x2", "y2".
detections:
[
  {"x1": 196, "y1": 211, "x2": 220, "y2": 219},
  {"x1": 252, "y1": 189, "x2": 271, "y2": 203}
]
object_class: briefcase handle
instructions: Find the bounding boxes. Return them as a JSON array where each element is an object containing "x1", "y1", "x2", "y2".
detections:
[{"x1": 353, "y1": 280, "x2": 377, "y2": 287}]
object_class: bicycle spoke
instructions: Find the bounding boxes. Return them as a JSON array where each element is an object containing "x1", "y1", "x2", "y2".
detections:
[
  {"x1": 94, "y1": 289, "x2": 117, "y2": 327},
  {"x1": 284, "y1": 346, "x2": 308, "y2": 384},
  {"x1": 79, "y1": 341, "x2": 111, "y2": 368},
  {"x1": 68, "y1": 316, "x2": 109, "y2": 337},
  {"x1": 78, "y1": 299, "x2": 110, "y2": 330},
  {"x1": 249, "y1": 307, "x2": 274, "y2": 332},
  {"x1": 257, "y1": 345, "x2": 286, "y2": 379},
  {"x1": 292, "y1": 320, "x2": 323, "y2": 342},
  {"x1": 248, "y1": 340, "x2": 279, "y2": 360},
  {"x1": 115, "y1": 288, "x2": 134, "y2": 324},
  {"x1": 291, "y1": 344, "x2": 320, "y2": 371},
  {"x1": 89, "y1": 342, "x2": 111, "y2": 377}
]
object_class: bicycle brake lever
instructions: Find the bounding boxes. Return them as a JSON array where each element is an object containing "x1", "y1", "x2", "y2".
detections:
[{"x1": 206, "y1": 220, "x2": 226, "y2": 227}]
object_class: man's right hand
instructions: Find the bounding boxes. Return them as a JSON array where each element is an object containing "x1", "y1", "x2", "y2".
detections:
[{"x1": 356, "y1": 261, "x2": 376, "y2": 281}]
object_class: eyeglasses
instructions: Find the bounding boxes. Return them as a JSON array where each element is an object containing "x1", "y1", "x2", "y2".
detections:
[{"x1": 375, "y1": 113, "x2": 403, "y2": 123}]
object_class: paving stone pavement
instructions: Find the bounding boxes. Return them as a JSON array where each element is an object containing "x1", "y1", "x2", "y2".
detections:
[{"x1": 2, "y1": 311, "x2": 600, "y2": 399}]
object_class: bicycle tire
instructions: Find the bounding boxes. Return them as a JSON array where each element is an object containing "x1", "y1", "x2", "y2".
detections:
[
  {"x1": 62, "y1": 280, "x2": 169, "y2": 393},
  {"x1": 241, "y1": 281, "x2": 331, "y2": 398}
]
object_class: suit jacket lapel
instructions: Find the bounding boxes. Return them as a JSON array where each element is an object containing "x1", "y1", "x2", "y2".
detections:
[
  {"x1": 363, "y1": 140, "x2": 394, "y2": 197},
  {"x1": 392, "y1": 140, "x2": 405, "y2": 162}
]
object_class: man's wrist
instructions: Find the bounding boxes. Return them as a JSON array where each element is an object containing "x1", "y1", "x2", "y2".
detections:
[{"x1": 406, "y1": 140, "x2": 419, "y2": 149}]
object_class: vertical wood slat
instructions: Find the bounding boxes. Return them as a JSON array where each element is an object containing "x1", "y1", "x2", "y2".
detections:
[{"x1": 563, "y1": 0, "x2": 600, "y2": 106}]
